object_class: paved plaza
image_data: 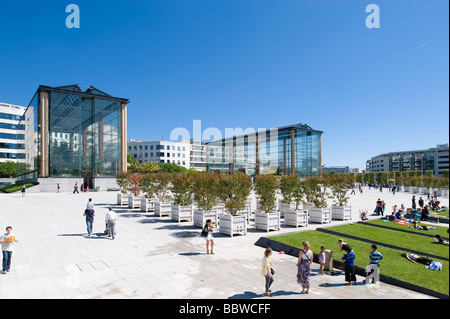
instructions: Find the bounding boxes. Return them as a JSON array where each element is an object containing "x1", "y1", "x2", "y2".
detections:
[{"x1": 0, "y1": 186, "x2": 447, "y2": 299}]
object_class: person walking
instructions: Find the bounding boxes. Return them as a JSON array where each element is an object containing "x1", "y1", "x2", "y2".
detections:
[
  {"x1": 296, "y1": 241, "x2": 313, "y2": 294},
  {"x1": 105, "y1": 208, "x2": 116, "y2": 240},
  {"x1": 21, "y1": 185, "x2": 26, "y2": 197},
  {"x1": 412, "y1": 195, "x2": 416, "y2": 209},
  {"x1": 73, "y1": 182, "x2": 79, "y2": 194},
  {"x1": 342, "y1": 247, "x2": 356, "y2": 285},
  {"x1": 418, "y1": 197, "x2": 424, "y2": 209},
  {"x1": 375, "y1": 198, "x2": 383, "y2": 216},
  {"x1": 203, "y1": 219, "x2": 215, "y2": 255},
  {"x1": 262, "y1": 248, "x2": 274, "y2": 297},
  {"x1": 83, "y1": 198, "x2": 95, "y2": 237},
  {"x1": 0, "y1": 226, "x2": 18, "y2": 274}
]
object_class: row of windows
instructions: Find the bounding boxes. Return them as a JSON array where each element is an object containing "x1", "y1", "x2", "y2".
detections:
[
  {"x1": 0, "y1": 112, "x2": 24, "y2": 121},
  {"x1": 133, "y1": 152, "x2": 186, "y2": 158},
  {"x1": 137, "y1": 159, "x2": 186, "y2": 165},
  {"x1": 0, "y1": 133, "x2": 25, "y2": 140},
  {"x1": 129, "y1": 144, "x2": 186, "y2": 152},
  {"x1": 0, "y1": 142, "x2": 25, "y2": 150},
  {"x1": 0, "y1": 122, "x2": 25, "y2": 130},
  {"x1": 0, "y1": 152, "x2": 26, "y2": 159}
]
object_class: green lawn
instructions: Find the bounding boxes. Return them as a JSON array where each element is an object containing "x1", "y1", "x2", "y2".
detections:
[
  {"x1": 327, "y1": 223, "x2": 449, "y2": 259},
  {"x1": 368, "y1": 219, "x2": 449, "y2": 238},
  {"x1": 271, "y1": 226, "x2": 449, "y2": 296},
  {"x1": 0, "y1": 183, "x2": 38, "y2": 193}
]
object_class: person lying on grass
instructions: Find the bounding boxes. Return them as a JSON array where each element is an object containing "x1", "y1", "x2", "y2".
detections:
[
  {"x1": 401, "y1": 253, "x2": 432, "y2": 265},
  {"x1": 408, "y1": 221, "x2": 437, "y2": 231},
  {"x1": 433, "y1": 234, "x2": 449, "y2": 246}
]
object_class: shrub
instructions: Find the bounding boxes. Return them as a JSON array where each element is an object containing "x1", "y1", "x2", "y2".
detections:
[
  {"x1": 255, "y1": 174, "x2": 278, "y2": 213},
  {"x1": 217, "y1": 173, "x2": 252, "y2": 216}
]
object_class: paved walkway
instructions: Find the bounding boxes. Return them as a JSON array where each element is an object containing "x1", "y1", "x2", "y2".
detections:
[{"x1": 0, "y1": 187, "x2": 447, "y2": 299}]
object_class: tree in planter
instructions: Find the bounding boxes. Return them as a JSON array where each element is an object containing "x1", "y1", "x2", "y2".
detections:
[
  {"x1": 305, "y1": 176, "x2": 329, "y2": 208},
  {"x1": 171, "y1": 173, "x2": 194, "y2": 207},
  {"x1": 192, "y1": 172, "x2": 219, "y2": 211},
  {"x1": 140, "y1": 173, "x2": 157, "y2": 199},
  {"x1": 127, "y1": 173, "x2": 142, "y2": 196},
  {"x1": 154, "y1": 172, "x2": 173, "y2": 202},
  {"x1": 280, "y1": 174, "x2": 308, "y2": 210},
  {"x1": 116, "y1": 172, "x2": 131, "y2": 194},
  {"x1": 328, "y1": 174, "x2": 351, "y2": 207},
  {"x1": 217, "y1": 172, "x2": 252, "y2": 216},
  {"x1": 255, "y1": 174, "x2": 279, "y2": 213}
]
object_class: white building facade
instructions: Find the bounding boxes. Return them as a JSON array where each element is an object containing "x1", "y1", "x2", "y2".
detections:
[
  {"x1": 366, "y1": 144, "x2": 449, "y2": 177},
  {"x1": 0, "y1": 102, "x2": 27, "y2": 163}
]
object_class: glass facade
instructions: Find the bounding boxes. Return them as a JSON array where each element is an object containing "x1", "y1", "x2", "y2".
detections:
[
  {"x1": 206, "y1": 124, "x2": 322, "y2": 177},
  {"x1": 19, "y1": 85, "x2": 128, "y2": 179}
]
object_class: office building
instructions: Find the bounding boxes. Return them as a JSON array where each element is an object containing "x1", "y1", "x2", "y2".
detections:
[
  {"x1": 128, "y1": 139, "x2": 191, "y2": 169},
  {"x1": 0, "y1": 102, "x2": 26, "y2": 163},
  {"x1": 366, "y1": 144, "x2": 449, "y2": 177},
  {"x1": 206, "y1": 123, "x2": 323, "y2": 177}
]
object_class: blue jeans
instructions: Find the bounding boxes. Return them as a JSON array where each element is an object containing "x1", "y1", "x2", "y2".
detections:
[
  {"x1": 86, "y1": 219, "x2": 94, "y2": 235},
  {"x1": 2, "y1": 251, "x2": 12, "y2": 271}
]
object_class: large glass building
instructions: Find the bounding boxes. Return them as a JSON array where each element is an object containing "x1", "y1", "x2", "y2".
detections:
[
  {"x1": 206, "y1": 124, "x2": 323, "y2": 177},
  {"x1": 19, "y1": 85, "x2": 129, "y2": 183}
]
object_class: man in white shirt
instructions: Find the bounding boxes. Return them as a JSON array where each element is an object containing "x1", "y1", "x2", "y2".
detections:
[{"x1": 105, "y1": 208, "x2": 117, "y2": 240}]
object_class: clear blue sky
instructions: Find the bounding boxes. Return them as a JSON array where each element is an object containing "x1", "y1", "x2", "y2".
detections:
[{"x1": 1, "y1": 0, "x2": 448, "y2": 169}]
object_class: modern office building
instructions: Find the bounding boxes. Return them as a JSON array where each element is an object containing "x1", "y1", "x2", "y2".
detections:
[
  {"x1": 206, "y1": 123, "x2": 323, "y2": 177},
  {"x1": 366, "y1": 144, "x2": 449, "y2": 177},
  {"x1": 19, "y1": 84, "x2": 129, "y2": 188},
  {"x1": 128, "y1": 139, "x2": 191, "y2": 169},
  {"x1": 0, "y1": 102, "x2": 26, "y2": 163},
  {"x1": 127, "y1": 139, "x2": 207, "y2": 171}
]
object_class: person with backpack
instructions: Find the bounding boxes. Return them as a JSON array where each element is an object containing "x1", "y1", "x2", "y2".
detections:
[{"x1": 201, "y1": 219, "x2": 214, "y2": 255}]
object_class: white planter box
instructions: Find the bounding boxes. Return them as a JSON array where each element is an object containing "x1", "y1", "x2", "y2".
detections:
[
  {"x1": 423, "y1": 188, "x2": 431, "y2": 195},
  {"x1": 194, "y1": 209, "x2": 219, "y2": 228},
  {"x1": 219, "y1": 214, "x2": 247, "y2": 237},
  {"x1": 413, "y1": 187, "x2": 422, "y2": 194},
  {"x1": 117, "y1": 193, "x2": 128, "y2": 206},
  {"x1": 154, "y1": 201, "x2": 172, "y2": 217},
  {"x1": 436, "y1": 189, "x2": 443, "y2": 197},
  {"x1": 172, "y1": 205, "x2": 194, "y2": 223},
  {"x1": 141, "y1": 198, "x2": 156, "y2": 212},
  {"x1": 255, "y1": 211, "x2": 281, "y2": 232},
  {"x1": 128, "y1": 194, "x2": 141, "y2": 209},
  {"x1": 441, "y1": 189, "x2": 449, "y2": 196},
  {"x1": 309, "y1": 207, "x2": 332, "y2": 224},
  {"x1": 332, "y1": 205, "x2": 352, "y2": 221},
  {"x1": 303, "y1": 202, "x2": 315, "y2": 210},
  {"x1": 404, "y1": 186, "x2": 411, "y2": 192},
  {"x1": 284, "y1": 209, "x2": 308, "y2": 228},
  {"x1": 279, "y1": 201, "x2": 302, "y2": 218},
  {"x1": 212, "y1": 203, "x2": 225, "y2": 215}
]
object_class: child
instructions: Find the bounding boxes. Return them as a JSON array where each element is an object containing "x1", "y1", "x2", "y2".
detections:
[
  {"x1": 318, "y1": 246, "x2": 326, "y2": 275},
  {"x1": 0, "y1": 226, "x2": 18, "y2": 274},
  {"x1": 203, "y1": 219, "x2": 214, "y2": 255}
]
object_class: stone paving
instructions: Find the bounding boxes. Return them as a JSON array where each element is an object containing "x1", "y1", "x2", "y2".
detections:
[{"x1": 0, "y1": 187, "x2": 447, "y2": 299}]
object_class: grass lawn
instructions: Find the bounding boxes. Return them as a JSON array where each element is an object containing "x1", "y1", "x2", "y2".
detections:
[
  {"x1": 0, "y1": 183, "x2": 38, "y2": 194},
  {"x1": 326, "y1": 223, "x2": 449, "y2": 259},
  {"x1": 429, "y1": 209, "x2": 449, "y2": 220},
  {"x1": 367, "y1": 219, "x2": 449, "y2": 238},
  {"x1": 271, "y1": 227, "x2": 449, "y2": 296}
]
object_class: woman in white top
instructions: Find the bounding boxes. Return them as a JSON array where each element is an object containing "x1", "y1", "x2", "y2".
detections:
[
  {"x1": 296, "y1": 241, "x2": 313, "y2": 294},
  {"x1": 262, "y1": 248, "x2": 274, "y2": 297}
]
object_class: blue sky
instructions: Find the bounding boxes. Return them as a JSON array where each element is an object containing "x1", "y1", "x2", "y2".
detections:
[{"x1": 0, "y1": 0, "x2": 448, "y2": 168}]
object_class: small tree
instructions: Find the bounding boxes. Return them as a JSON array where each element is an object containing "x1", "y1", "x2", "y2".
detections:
[
  {"x1": 328, "y1": 174, "x2": 351, "y2": 206},
  {"x1": 154, "y1": 172, "x2": 173, "y2": 202},
  {"x1": 140, "y1": 173, "x2": 157, "y2": 199},
  {"x1": 127, "y1": 173, "x2": 142, "y2": 196},
  {"x1": 116, "y1": 172, "x2": 131, "y2": 194},
  {"x1": 280, "y1": 174, "x2": 308, "y2": 210},
  {"x1": 305, "y1": 176, "x2": 329, "y2": 208},
  {"x1": 192, "y1": 172, "x2": 219, "y2": 211},
  {"x1": 255, "y1": 174, "x2": 279, "y2": 213},
  {"x1": 171, "y1": 173, "x2": 194, "y2": 207},
  {"x1": 217, "y1": 172, "x2": 252, "y2": 216}
]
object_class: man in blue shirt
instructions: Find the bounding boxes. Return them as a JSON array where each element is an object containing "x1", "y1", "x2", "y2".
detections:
[{"x1": 366, "y1": 244, "x2": 383, "y2": 284}]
